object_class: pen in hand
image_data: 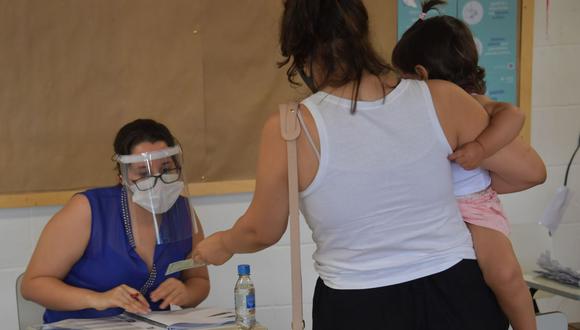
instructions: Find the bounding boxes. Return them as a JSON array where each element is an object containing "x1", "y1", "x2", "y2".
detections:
[{"x1": 130, "y1": 292, "x2": 151, "y2": 314}]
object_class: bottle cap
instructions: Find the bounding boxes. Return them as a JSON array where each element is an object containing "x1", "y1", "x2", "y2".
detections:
[{"x1": 237, "y1": 264, "x2": 250, "y2": 275}]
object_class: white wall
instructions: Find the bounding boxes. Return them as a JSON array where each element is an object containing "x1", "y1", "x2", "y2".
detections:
[
  {"x1": 2, "y1": 1, "x2": 580, "y2": 329},
  {"x1": 507, "y1": 0, "x2": 580, "y2": 321}
]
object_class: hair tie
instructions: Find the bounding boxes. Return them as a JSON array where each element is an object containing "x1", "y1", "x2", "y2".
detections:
[{"x1": 418, "y1": 12, "x2": 427, "y2": 20}]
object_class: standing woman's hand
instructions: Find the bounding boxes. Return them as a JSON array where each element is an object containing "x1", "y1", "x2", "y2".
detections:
[
  {"x1": 193, "y1": 231, "x2": 233, "y2": 266},
  {"x1": 91, "y1": 284, "x2": 150, "y2": 314}
]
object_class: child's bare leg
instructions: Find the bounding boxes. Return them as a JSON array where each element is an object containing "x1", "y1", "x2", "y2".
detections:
[{"x1": 468, "y1": 223, "x2": 536, "y2": 330}]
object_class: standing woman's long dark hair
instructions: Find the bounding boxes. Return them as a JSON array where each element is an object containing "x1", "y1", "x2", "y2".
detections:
[{"x1": 278, "y1": 0, "x2": 394, "y2": 113}]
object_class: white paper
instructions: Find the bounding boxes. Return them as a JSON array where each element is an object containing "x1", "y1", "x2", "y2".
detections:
[
  {"x1": 165, "y1": 259, "x2": 206, "y2": 276},
  {"x1": 539, "y1": 186, "x2": 572, "y2": 234}
]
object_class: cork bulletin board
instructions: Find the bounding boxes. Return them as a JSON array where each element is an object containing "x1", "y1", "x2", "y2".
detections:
[{"x1": 0, "y1": 0, "x2": 532, "y2": 208}]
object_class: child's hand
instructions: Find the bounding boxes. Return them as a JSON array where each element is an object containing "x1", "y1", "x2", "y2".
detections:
[{"x1": 448, "y1": 140, "x2": 486, "y2": 170}]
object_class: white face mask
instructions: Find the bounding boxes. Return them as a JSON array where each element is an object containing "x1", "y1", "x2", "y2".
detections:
[{"x1": 129, "y1": 180, "x2": 185, "y2": 214}]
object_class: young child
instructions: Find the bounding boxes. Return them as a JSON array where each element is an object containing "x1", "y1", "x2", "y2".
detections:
[{"x1": 393, "y1": 1, "x2": 542, "y2": 330}]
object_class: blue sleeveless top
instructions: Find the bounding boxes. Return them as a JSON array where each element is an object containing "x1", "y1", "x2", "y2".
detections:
[{"x1": 44, "y1": 185, "x2": 193, "y2": 323}]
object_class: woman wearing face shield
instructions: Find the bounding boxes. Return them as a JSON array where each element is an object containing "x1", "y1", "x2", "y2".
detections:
[
  {"x1": 193, "y1": 1, "x2": 545, "y2": 329},
  {"x1": 21, "y1": 119, "x2": 209, "y2": 323}
]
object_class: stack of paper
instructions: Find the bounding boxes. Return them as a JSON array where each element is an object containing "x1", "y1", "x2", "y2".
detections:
[{"x1": 536, "y1": 251, "x2": 580, "y2": 287}]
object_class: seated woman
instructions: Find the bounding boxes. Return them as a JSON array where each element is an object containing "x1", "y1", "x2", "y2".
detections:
[{"x1": 21, "y1": 119, "x2": 210, "y2": 323}]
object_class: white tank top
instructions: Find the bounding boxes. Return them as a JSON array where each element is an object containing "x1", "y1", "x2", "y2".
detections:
[
  {"x1": 299, "y1": 79, "x2": 475, "y2": 290},
  {"x1": 451, "y1": 163, "x2": 492, "y2": 196}
]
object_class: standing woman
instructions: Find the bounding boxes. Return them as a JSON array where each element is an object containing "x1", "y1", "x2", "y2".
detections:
[
  {"x1": 194, "y1": 1, "x2": 545, "y2": 329},
  {"x1": 22, "y1": 119, "x2": 209, "y2": 323}
]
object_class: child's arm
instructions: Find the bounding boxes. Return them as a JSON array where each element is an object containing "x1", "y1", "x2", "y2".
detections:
[
  {"x1": 482, "y1": 137, "x2": 546, "y2": 194},
  {"x1": 448, "y1": 95, "x2": 525, "y2": 170},
  {"x1": 487, "y1": 172, "x2": 524, "y2": 194}
]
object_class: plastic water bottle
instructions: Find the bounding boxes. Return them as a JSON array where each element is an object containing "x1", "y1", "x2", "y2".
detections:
[{"x1": 234, "y1": 264, "x2": 256, "y2": 329}]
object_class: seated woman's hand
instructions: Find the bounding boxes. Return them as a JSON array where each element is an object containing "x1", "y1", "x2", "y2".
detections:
[
  {"x1": 150, "y1": 277, "x2": 190, "y2": 309},
  {"x1": 92, "y1": 284, "x2": 151, "y2": 314}
]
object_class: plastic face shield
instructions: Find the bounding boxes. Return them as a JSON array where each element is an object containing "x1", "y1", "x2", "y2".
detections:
[{"x1": 115, "y1": 146, "x2": 197, "y2": 244}]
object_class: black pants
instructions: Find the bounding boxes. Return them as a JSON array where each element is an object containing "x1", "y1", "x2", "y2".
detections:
[{"x1": 312, "y1": 259, "x2": 508, "y2": 330}]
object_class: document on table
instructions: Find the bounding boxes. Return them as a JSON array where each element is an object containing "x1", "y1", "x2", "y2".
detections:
[
  {"x1": 28, "y1": 313, "x2": 163, "y2": 329},
  {"x1": 30, "y1": 308, "x2": 234, "y2": 330},
  {"x1": 131, "y1": 307, "x2": 235, "y2": 329}
]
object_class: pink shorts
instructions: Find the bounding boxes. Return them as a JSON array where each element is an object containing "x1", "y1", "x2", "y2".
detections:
[{"x1": 456, "y1": 187, "x2": 510, "y2": 237}]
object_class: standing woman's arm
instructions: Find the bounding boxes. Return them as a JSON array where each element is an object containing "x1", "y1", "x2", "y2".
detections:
[
  {"x1": 428, "y1": 79, "x2": 546, "y2": 189},
  {"x1": 482, "y1": 138, "x2": 546, "y2": 193},
  {"x1": 194, "y1": 112, "x2": 292, "y2": 265},
  {"x1": 427, "y1": 79, "x2": 490, "y2": 150}
]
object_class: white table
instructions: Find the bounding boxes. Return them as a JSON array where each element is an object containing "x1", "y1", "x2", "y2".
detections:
[{"x1": 524, "y1": 272, "x2": 580, "y2": 301}]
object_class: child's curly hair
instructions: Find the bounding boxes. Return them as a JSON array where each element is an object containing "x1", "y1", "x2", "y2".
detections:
[{"x1": 392, "y1": 0, "x2": 486, "y2": 94}]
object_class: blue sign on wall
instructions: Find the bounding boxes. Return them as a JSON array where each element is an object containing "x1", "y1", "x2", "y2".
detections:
[{"x1": 397, "y1": 0, "x2": 518, "y2": 104}]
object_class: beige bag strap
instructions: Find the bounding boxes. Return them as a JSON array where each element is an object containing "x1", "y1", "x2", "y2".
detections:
[{"x1": 279, "y1": 102, "x2": 305, "y2": 330}]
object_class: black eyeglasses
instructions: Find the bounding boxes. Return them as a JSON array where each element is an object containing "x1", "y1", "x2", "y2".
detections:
[{"x1": 131, "y1": 167, "x2": 181, "y2": 191}]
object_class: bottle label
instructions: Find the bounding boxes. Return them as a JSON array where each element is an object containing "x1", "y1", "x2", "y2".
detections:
[
  {"x1": 235, "y1": 289, "x2": 256, "y2": 310},
  {"x1": 246, "y1": 293, "x2": 255, "y2": 309}
]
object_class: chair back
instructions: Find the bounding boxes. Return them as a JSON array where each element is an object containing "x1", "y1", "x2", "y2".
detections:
[{"x1": 16, "y1": 273, "x2": 45, "y2": 330}]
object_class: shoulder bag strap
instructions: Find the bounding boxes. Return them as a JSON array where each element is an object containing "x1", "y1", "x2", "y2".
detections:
[{"x1": 278, "y1": 102, "x2": 305, "y2": 330}]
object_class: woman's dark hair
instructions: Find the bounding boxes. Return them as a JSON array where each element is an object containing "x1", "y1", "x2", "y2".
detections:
[
  {"x1": 392, "y1": 0, "x2": 486, "y2": 94},
  {"x1": 278, "y1": 0, "x2": 394, "y2": 113},
  {"x1": 113, "y1": 119, "x2": 176, "y2": 174}
]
